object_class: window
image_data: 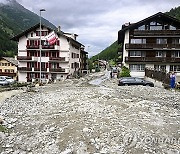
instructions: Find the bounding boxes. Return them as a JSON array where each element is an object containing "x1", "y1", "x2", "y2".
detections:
[
  {"x1": 129, "y1": 51, "x2": 145, "y2": 57},
  {"x1": 170, "y1": 65, "x2": 180, "y2": 72},
  {"x1": 71, "y1": 63, "x2": 74, "y2": 69},
  {"x1": 129, "y1": 64, "x2": 145, "y2": 72},
  {"x1": 171, "y1": 51, "x2": 180, "y2": 58},
  {"x1": 149, "y1": 21, "x2": 163, "y2": 30},
  {"x1": 138, "y1": 25, "x2": 145, "y2": 30},
  {"x1": 131, "y1": 39, "x2": 146, "y2": 44},
  {"x1": 154, "y1": 65, "x2": 166, "y2": 71},
  {"x1": 156, "y1": 51, "x2": 166, "y2": 57},
  {"x1": 0, "y1": 63, "x2": 1, "y2": 66},
  {"x1": 172, "y1": 38, "x2": 180, "y2": 44},
  {"x1": 156, "y1": 38, "x2": 167, "y2": 44},
  {"x1": 31, "y1": 33, "x2": 33, "y2": 37},
  {"x1": 170, "y1": 25, "x2": 176, "y2": 30},
  {"x1": 41, "y1": 52, "x2": 45, "y2": 57}
]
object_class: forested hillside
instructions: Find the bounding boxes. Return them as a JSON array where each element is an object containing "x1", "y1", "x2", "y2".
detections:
[
  {"x1": 0, "y1": 0, "x2": 56, "y2": 57},
  {"x1": 91, "y1": 6, "x2": 180, "y2": 61}
]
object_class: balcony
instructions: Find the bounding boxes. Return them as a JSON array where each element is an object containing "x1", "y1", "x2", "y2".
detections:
[
  {"x1": 125, "y1": 43, "x2": 180, "y2": 50},
  {"x1": 26, "y1": 45, "x2": 55, "y2": 49},
  {"x1": 18, "y1": 67, "x2": 32, "y2": 72},
  {"x1": 49, "y1": 68, "x2": 66, "y2": 73},
  {"x1": 125, "y1": 56, "x2": 180, "y2": 63},
  {"x1": 133, "y1": 30, "x2": 180, "y2": 36},
  {"x1": 17, "y1": 56, "x2": 32, "y2": 61},
  {"x1": 49, "y1": 57, "x2": 67, "y2": 62},
  {"x1": 17, "y1": 56, "x2": 39, "y2": 61}
]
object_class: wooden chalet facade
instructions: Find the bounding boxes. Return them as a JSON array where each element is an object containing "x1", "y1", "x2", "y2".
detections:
[{"x1": 118, "y1": 12, "x2": 180, "y2": 77}]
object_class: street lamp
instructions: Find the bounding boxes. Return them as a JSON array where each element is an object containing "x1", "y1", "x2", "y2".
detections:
[
  {"x1": 87, "y1": 46, "x2": 90, "y2": 73},
  {"x1": 39, "y1": 9, "x2": 45, "y2": 84}
]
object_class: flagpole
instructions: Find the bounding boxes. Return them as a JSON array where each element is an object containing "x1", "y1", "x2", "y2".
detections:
[{"x1": 39, "y1": 9, "x2": 45, "y2": 84}]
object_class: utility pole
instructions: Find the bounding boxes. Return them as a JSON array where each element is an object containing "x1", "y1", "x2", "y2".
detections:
[{"x1": 39, "y1": 9, "x2": 46, "y2": 84}]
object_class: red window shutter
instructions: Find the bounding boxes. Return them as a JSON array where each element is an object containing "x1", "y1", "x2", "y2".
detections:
[
  {"x1": 49, "y1": 63, "x2": 51, "y2": 69},
  {"x1": 38, "y1": 40, "x2": 40, "y2": 46},
  {"x1": 34, "y1": 40, "x2": 37, "y2": 46},
  {"x1": 35, "y1": 73, "x2": 37, "y2": 78},
  {"x1": 36, "y1": 31, "x2": 38, "y2": 36},
  {"x1": 57, "y1": 40, "x2": 60, "y2": 46},
  {"x1": 57, "y1": 63, "x2": 59, "y2": 68}
]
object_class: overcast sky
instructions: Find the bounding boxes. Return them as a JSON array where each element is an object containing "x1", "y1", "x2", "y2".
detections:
[{"x1": 10, "y1": 0, "x2": 180, "y2": 56}]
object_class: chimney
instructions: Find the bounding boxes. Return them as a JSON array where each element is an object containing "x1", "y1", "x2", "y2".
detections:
[{"x1": 57, "y1": 26, "x2": 61, "y2": 32}]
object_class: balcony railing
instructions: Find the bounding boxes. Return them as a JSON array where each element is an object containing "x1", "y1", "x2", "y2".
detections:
[
  {"x1": 133, "y1": 30, "x2": 180, "y2": 36},
  {"x1": 17, "y1": 56, "x2": 32, "y2": 60},
  {"x1": 49, "y1": 57, "x2": 66, "y2": 61},
  {"x1": 27, "y1": 45, "x2": 55, "y2": 49},
  {"x1": 49, "y1": 68, "x2": 66, "y2": 72},
  {"x1": 125, "y1": 56, "x2": 180, "y2": 63},
  {"x1": 125, "y1": 43, "x2": 180, "y2": 50},
  {"x1": 18, "y1": 67, "x2": 32, "y2": 71}
]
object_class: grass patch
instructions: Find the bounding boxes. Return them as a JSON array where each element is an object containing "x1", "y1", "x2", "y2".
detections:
[{"x1": 0, "y1": 125, "x2": 8, "y2": 133}]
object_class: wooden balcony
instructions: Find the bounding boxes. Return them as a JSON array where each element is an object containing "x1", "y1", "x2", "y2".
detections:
[
  {"x1": 0, "y1": 72, "x2": 16, "y2": 77},
  {"x1": 133, "y1": 30, "x2": 180, "y2": 36},
  {"x1": 17, "y1": 56, "x2": 32, "y2": 60},
  {"x1": 26, "y1": 45, "x2": 55, "y2": 49},
  {"x1": 125, "y1": 43, "x2": 180, "y2": 50},
  {"x1": 125, "y1": 56, "x2": 180, "y2": 63},
  {"x1": 18, "y1": 67, "x2": 32, "y2": 71},
  {"x1": 49, "y1": 68, "x2": 66, "y2": 73},
  {"x1": 49, "y1": 57, "x2": 67, "y2": 62}
]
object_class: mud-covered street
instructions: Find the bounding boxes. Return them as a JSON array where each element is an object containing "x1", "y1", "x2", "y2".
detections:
[{"x1": 0, "y1": 71, "x2": 179, "y2": 154}]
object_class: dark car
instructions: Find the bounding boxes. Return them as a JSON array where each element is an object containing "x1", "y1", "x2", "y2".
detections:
[{"x1": 118, "y1": 77, "x2": 154, "y2": 87}]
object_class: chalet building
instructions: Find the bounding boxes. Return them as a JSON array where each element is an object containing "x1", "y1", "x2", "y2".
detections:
[
  {"x1": 118, "y1": 12, "x2": 180, "y2": 77},
  {"x1": 0, "y1": 57, "x2": 18, "y2": 80},
  {"x1": 12, "y1": 23, "x2": 87, "y2": 82}
]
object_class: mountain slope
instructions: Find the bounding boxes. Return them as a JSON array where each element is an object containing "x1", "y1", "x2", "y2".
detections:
[
  {"x1": 92, "y1": 6, "x2": 180, "y2": 61},
  {"x1": 0, "y1": 0, "x2": 56, "y2": 57},
  {"x1": 166, "y1": 6, "x2": 180, "y2": 20},
  {"x1": 91, "y1": 41, "x2": 121, "y2": 62}
]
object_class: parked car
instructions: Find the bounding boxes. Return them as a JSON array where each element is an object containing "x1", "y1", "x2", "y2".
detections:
[
  {"x1": 0, "y1": 77, "x2": 9, "y2": 86},
  {"x1": 118, "y1": 77, "x2": 154, "y2": 87},
  {"x1": 0, "y1": 76, "x2": 15, "y2": 84}
]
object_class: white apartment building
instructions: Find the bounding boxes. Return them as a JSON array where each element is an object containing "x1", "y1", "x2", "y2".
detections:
[{"x1": 12, "y1": 23, "x2": 86, "y2": 82}]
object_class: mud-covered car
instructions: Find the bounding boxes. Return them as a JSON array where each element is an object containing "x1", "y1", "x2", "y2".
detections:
[{"x1": 118, "y1": 77, "x2": 154, "y2": 87}]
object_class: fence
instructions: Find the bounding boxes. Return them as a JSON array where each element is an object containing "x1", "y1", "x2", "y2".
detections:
[{"x1": 145, "y1": 68, "x2": 170, "y2": 85}]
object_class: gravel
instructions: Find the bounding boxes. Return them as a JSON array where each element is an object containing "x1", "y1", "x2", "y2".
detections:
[{"x1": 0, "y1": 71, "x2": 179, "y2": 154}]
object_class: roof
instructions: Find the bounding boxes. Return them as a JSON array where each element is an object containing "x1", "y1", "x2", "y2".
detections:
[
  {"x1": 118, "y1": 12, "x2": 180, "y2": 44},
  {"x1": 2, "y1": 57, "x2": 18, "y2": 66},
  {"x1": 11, "y1": 23, "x2": 84, "y2": 48},
  {"x1": 11, "y1": 23, "x2": 54, "y2": 41}
]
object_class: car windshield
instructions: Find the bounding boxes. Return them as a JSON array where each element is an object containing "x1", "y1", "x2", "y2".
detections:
[{"x1": 6, "y1": 77, "x2": 12, "y2": 79}]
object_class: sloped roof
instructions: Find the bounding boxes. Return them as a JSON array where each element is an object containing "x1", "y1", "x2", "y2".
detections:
[
  {"x1": 11, "y1": 23, "x2": 83, "y2": 47},
  {"x1": 118, "y1": 12, "x2": 180, "y2": 44},
  {"x1": 2, "y1": 57, "x2": 18, "y2": 66},
  {"x1": 11, "y1": 23, "x2": 54, "y2": 41}
]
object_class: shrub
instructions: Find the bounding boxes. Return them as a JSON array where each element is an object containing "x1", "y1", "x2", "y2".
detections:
[{"x1": 119, "y1": 66, "x2": 131, "y2": 77}]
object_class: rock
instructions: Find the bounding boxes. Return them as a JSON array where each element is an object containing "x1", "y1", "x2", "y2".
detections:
[{"x1": 0, "y1": 116, "x2": 4, "y2": 124}]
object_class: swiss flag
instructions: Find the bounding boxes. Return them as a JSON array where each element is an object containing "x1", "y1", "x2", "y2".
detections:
[{"x1": 45, "y1": 31, "x2": 57, "y2": 45}]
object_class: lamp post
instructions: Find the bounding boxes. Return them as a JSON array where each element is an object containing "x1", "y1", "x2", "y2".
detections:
[
  {"x1": 87, "y1": 46, "x2": 90, "y2": 73},
  {"x1": 39, "y1": 9, "x2": 45, "y2": 84}
]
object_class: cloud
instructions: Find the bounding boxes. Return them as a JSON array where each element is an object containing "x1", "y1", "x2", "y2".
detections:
[{"x1": 15, "y1": 0, "x2": 180, "y2": 56}]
